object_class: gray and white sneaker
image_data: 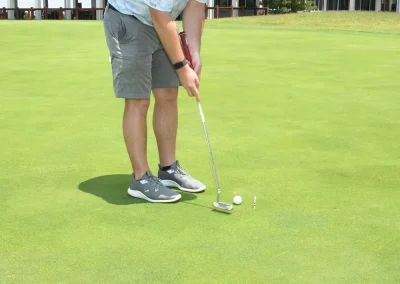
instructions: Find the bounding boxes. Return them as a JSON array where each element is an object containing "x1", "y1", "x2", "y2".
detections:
[
  {"x1": 158, "y1": 161, "x2": 206, "y2": 193},
  {"x1": 127, "y1": 171, "x2": 182, "y2": 203}
]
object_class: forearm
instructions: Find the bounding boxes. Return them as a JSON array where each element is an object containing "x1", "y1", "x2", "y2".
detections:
[
  {"x1": 182, "y1": 1, "x2": 205, "y2": 56},
  {"x1": 150, "y1": 9, "x2": 186, "y2": 65}
]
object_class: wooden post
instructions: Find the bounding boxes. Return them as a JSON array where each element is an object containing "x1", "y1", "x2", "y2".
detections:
[
  {"x1": 241, "y1": 6, "x2": 244, "y2": 16},
  {"x1": 230, "y1": 6, "x2": 233, "y2": 16},
  {"x1": 59, "y1": 7, "x2": 62, "y2": 19},
  {"x1": 216, "y1": 5, "x2": 219, "y2": 18},
  {"x1": 16, "y1": 7, "x2": 19, "y2": 19},
  {"x1": 30, "y1": 7, "x2": 33, "y2": 19}
]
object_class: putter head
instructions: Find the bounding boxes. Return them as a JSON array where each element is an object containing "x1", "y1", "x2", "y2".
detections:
[{"x1": 213, "y1": 202, "x2": 233, "y2": 211}]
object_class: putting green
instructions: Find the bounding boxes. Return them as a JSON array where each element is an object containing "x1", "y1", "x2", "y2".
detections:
[{"x1": 1, "y1": 12, "x2": 400, "y2": 283}]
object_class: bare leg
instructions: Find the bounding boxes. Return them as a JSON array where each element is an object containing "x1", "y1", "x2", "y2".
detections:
[
  {"x1": 123, "y1": 98, "x2": 150, "y2": 180},
  {"x1": 152, "y1": 88, "x2": 178, "y2": 167}
]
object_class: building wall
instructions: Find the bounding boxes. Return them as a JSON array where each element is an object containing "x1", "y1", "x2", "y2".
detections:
[{"x1": 326, "y1": 0, "x2": 399, "y2": 9}]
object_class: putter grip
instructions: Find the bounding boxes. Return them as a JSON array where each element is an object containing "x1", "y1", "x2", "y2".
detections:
[{"x1": 179, "y1": 31, "x2": 193, "y2": 69}]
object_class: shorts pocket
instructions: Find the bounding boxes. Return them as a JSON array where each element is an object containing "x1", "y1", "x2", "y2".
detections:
[{"x1": 104, "y1": 10, "x2": 128, "y2": 44}]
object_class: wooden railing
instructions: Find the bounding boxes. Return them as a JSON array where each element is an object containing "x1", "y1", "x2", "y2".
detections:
[
  {"x1": 209, "y1": 6, "x2": 268, "y2": 17},
  {"x1": 0, "y1": 7, "x2": 104, "y2": 20},
  {"x1": 0, "y1": 6, "x2": 268, "y2": 20}
]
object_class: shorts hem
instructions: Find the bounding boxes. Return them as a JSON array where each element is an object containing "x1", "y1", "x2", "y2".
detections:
[
  {"x1": 115, "y1": 93, "x2": 151, "y2": 99},
  {"x1": 151, "y1": 83, "x2": 181, "y2": 89}
]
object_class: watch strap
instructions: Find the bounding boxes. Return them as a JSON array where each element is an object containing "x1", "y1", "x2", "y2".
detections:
[{"x1": 173, "y1": 60, "x2": 187, "y2": 70}]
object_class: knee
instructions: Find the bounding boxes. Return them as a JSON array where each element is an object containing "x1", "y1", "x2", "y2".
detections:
[
  {"x1": 125, "y1": 98, "x2": 150, "y2": 113},
  {"x1": 154, "y1": 88, "x2": 178, "y2": 105}
]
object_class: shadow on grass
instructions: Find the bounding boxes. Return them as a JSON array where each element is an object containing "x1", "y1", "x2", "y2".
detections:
[{"x1": 78, "y1": 174, "x2": 197, "y2": 205}]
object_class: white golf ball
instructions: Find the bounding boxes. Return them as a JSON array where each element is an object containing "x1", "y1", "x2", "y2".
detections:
[{"x1": 233, "y1": 195, "x2": 242, "y2": 205}]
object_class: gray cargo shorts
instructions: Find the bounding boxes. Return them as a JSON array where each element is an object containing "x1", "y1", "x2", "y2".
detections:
[{"x1": 103, "y1": 4, "x2": 181, "y2": 99}]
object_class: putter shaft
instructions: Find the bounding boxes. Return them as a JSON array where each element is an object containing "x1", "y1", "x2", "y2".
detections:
[{"x1": 197, "y1": 102, "x2": 221, "y2": 203}]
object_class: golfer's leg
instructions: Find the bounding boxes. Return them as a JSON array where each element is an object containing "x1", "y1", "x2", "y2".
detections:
[
  {"x1": 152, "y1": 88, "x2": 178, "y2": 167},
  {"x1": 151, "y1": 46, "x2": 206, "y2": 193},
  {"x1": 103, "y1": 7, "x2": 153, "y2": 179},
  {"x1": 151, "y1": 46, "x2": 181, "y2": 167},
  {"x1": 124, "y1": 99, "x2": 150, "y2": 179}
]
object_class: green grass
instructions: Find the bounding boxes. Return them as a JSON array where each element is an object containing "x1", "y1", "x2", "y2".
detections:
[
  {"x1": 221, "y1": 11, "x2": 400, "y2": 33},
  {"x1": 1, "y1": 12, "x2": 400, "y2": 283}
]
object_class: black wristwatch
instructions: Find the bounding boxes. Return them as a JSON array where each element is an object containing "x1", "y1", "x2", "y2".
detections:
[{"x1": 173, "y1": 60, "x2": 187, "y2": 70}]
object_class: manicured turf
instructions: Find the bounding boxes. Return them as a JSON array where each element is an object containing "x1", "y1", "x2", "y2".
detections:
[
  {"x1": 1, "y1": 12, "x2": 400, "y2": 283},
  {"x1": 222, "y1": 11, "x2": 400, "y2": 32}
]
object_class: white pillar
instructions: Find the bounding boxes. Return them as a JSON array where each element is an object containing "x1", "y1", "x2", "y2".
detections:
[
  {"x1": 388, "y1": 0, "x2": 393, "y2": 10},
  {"x1": 7, "y1": 0, "x2": 15, "y2": 19},
  {"x1": 71, "y1": 0, "x2": 76, "y2": 19},
  {"x1": 258, "y1": 3, "x2": 263, "y2": 14},
  {"x1": 323, "y1": 0, "x2": 327, "y2": 10},
  {"x1": 232, "y1": 0, "x2": 238, "y2": 16},
  {"x1": 375, "y1": 0, "x2": 381, "y2": 10},
  {"x1": 397, "y1": 0, "x2": 399, "y2": 11},
  {"x1": 349, "y1": 0, "x2": 355, "y2": 9},
  {"x1": 34, "y1": 0, "x2": 41, "y2": 19},
  {"x1": 207, "y1": 0, "x2": 214, "y2": 19},
  {"x1": 64, "y1": 0, "x2": 71, "y2": 19},
  {"x1": 96, "y1": 0, "x2": 103, "y2": 20}
]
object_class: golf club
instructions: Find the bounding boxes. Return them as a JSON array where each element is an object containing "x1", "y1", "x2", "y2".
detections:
[
  {"x1": 178, "y1": 30, "x2": 233, "y2": 212},
  {"x1": 196, "y1": 99, "x2": 233, "y2": 211}
]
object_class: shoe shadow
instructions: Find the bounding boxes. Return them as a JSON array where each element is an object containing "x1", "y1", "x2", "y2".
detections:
[{"x1": 78, "y1": 174, "x2": 197, "y2": 205}]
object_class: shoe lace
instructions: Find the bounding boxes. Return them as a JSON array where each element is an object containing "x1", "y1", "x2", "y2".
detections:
[
  {"x1": 176, "y1": 162, "x2": 190, "y2": 177},
  {"x1": 149, "y1": 176, "x2": 162, "y2": 186},
  {"x1": 147, "y1": 173, "x2": 163, "y2": 190}
]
